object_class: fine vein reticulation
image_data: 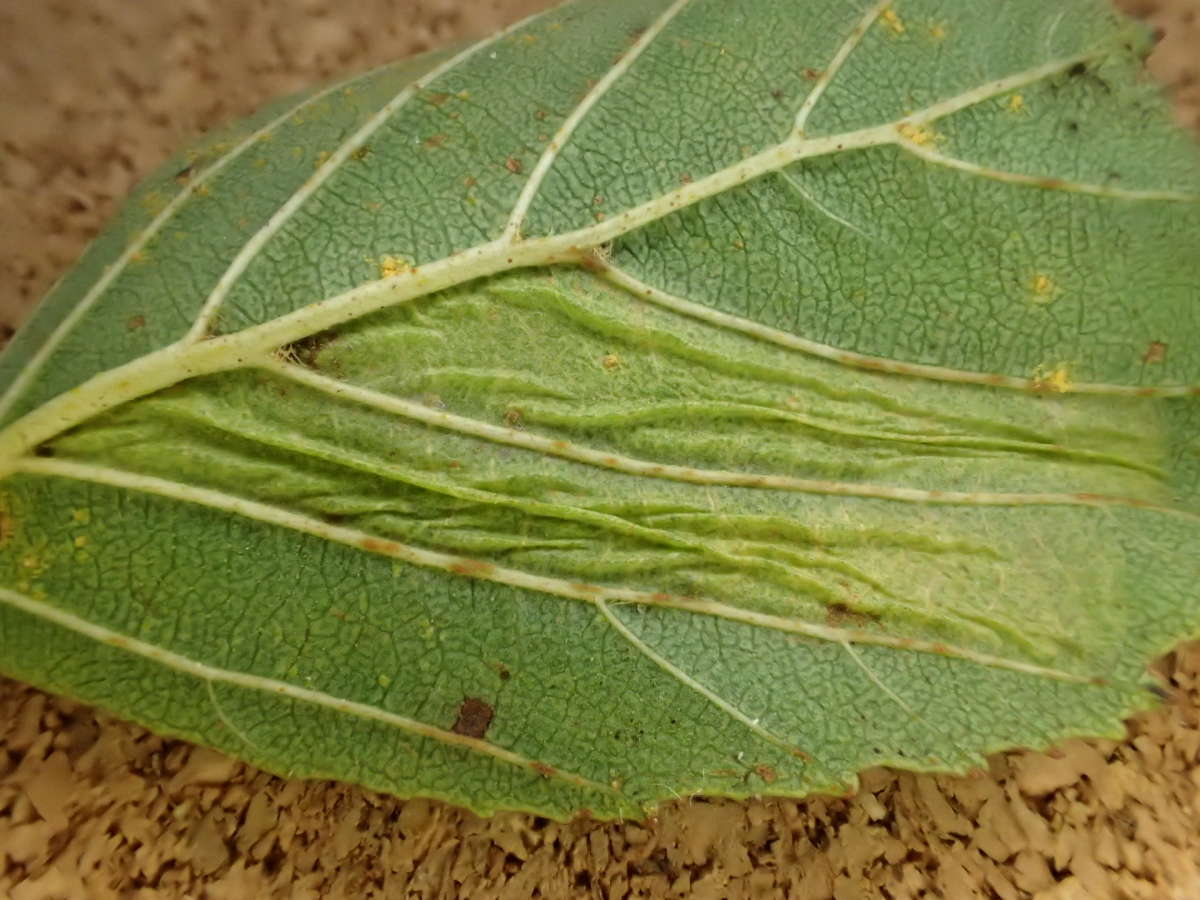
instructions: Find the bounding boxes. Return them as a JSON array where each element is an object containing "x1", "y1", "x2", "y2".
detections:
[{"x1": 1, "y1": 0, "x2": 1198, "y2": 813}]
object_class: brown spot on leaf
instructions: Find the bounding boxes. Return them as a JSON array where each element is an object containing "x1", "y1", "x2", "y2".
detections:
[
  {"x1": 360, "y1": 538, "x2": 400, "y2": 554},
  {"x1": 127, "y1": 315, "x2": 146, "y2": 331},
  {"x1": 425, "y1": 91, "x2": 451, "y2": 106},
  {"x1": 579, "y1": 253, "x2": 610, "y2": 274},
  {"x1": 423, "y1": 134, "x2": 447, "y2": 149},
  {"x1": 1143, "y1": 340, "x2": 1167, "y2": 364},
  {"x1": 505, "y1": 156, "x2": 524, "y2": 174},
  {"x1": 451, "y1": 697, "x2": 495, "y2": 739},
  {"x1": 283, "y1": 329, "x2": 340, "y2": 368},
  {"x1": 449, "y1": 559, "x2": 497, "y2": 578},
  {"x1": 825, "y1": 602, "x2": 880, "y2": 628},
  {"x1": 531, "y1": 762, "x2": 557, "y2": 778},
  {"x1": 804, "y1": 67, "x2": 823, "y2": 80},
  {"x1": 755, "y1": 765, "x2": 778, "y2": 784}
]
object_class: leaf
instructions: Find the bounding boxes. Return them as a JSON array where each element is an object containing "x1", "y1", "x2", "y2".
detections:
[{"x1": 1, "y1": 0, "x2": 1199, "y2": 820}]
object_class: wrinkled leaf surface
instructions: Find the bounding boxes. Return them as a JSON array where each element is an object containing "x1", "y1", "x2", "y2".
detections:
[{"x1": 1, "y1": 0, "x2": 1199, "y2": 818}]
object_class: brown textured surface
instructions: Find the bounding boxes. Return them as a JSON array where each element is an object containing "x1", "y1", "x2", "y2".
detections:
[{"x1": 2, "y1": 1, "x2": 1200, "y2": 897}]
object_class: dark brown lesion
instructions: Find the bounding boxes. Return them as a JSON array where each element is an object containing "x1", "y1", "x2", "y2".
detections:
[
  {"x1": 451, "y1": 696, "x2": 495, "y2": 739},
  {"x1": 1142, "y1": 340, "x2": 1168, "y2": 364},
  {"x1": 281, "y1": 329, "x2": 340, "y2": 368},
  {"x1": 824, "y1": 601, "x2": 881, "y2": 629}
]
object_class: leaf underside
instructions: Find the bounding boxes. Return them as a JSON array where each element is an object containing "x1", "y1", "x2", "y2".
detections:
[{"x1": 1, "y1": 0, "x2": 1199, "y2": 819}]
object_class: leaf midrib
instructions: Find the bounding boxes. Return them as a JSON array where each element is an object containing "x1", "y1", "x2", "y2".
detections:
[
  {"x1": 0, "y1": 2, "x2": 1192, "y2": 768},
  {"x1": 0, "y1": 45, "x2": 1169, "y2": 473}
]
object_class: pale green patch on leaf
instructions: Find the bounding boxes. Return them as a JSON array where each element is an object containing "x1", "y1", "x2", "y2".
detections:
[{"x1": 1, "y1": 0, "x2": 1199, "y2": 819}]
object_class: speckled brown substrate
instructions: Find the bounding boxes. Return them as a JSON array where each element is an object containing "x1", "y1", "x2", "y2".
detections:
[{"x1": 2, "y1": 2, "x2": 1199, "y2": 898}]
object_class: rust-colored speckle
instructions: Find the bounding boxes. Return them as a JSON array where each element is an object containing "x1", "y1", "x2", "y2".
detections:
[
  {"x1": 1035, "y1": 177, "x2": 1066, "y2": 190},
  {"x1": 550, "y1": 440, "x2": 570, "y2": 451},
  {"x1": 283, "y1": 329, "x2": 340, "y2": 368},
  {"x1": 680, "y1": 173, "x2": 693, "y2": 185},
  {"x1": 503, "y1": 408, "x2": 523, "y2": 428},
  {"x1": 423, "y1": 133, "x2": 447, "y2": 149},
  {"x1": 1142, "y1": 340, "x2": 1167, "y2": 364},
  {"x1": 1089, "y1": 676, "x2": 1109, "y2": 687},
  {"x1": 531, "y1": 762, "x2": 557, "y2": 778},
  {"x1": 825, "y1": 602, "x2": 880, "y2": 628},
  {"x1": 425, "y1": 91, "x2": 451, "y2": 106},
  {"x1": 579, "y1": 253, "x2": 609, "y2": 274},
  {"x1": 803, "y1": 67, "x2": 822, "y2": 80},
  {"x1": 451, "y1": 697, "x2": 495, "y2": 739},
  {"x1": 571, "y1": 583, "x2": 600, "y2": 595},
  {"x1": 930, "y1": 643, "x2": 951, "y2": 655},
  {"x1": 793, "y1": 748, "x2": 814, "y2": 763},
  {"x1": 650, "y1": 592, "x2": 673, "y2": 604},
  {"x1": 1136, "y1": 387, "x2": 1159, "y2": 397},
  {"x1": 463, "y1": 175, "x2": 478, "y2": 189},
  {"x1": 505, "y1": 156, "x2": 524, "y2": 174},
  {"x1": 361, "y1": 538, "x2": 400, "y2": 554},
  {"x1": 449, "y1": 559, "x2": 497, "y2": 578},
  {"x1": 127, "y1": 315, "x2": 146, "y2": 331},
  {"x1": 601, "y1": 456, "x2": 619, "y2": 467},
  {"x1": 755, "y1": 765, "x2": 778, "y2": 784}
]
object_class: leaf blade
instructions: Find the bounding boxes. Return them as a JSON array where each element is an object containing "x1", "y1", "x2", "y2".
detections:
[{"x1": 1, "y1": 0, "x2": 1199, "y2": 819}]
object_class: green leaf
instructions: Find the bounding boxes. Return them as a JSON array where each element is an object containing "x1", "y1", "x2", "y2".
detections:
[{"x1": 1, "y1": 0, "x2": 1198, "y2": 819}]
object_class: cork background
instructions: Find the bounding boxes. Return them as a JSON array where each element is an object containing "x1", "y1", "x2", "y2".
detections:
[{"x1": 2, "y1": 1, "x2": 1199, "y2": 897}]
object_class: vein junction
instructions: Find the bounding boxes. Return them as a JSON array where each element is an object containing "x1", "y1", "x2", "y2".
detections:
[{"x1": 1, "y1": 2, "x2": 1196, "y2": 722}]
